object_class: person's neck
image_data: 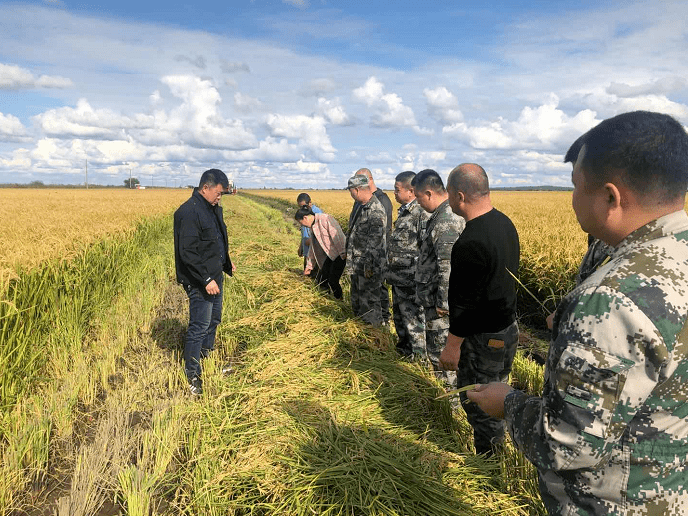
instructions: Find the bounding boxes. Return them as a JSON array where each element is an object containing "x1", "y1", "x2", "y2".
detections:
[
  {"x1": 605, "y1": 202, "x2": 684, "y2": 246},
  {"x1": 462, "y1": 198, "x2": 493, "y2": 222}
]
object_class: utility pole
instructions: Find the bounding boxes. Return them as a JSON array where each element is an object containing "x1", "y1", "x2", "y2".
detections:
[{"x1": 129, "y1": 168, "x2": 133, "y2": 189}]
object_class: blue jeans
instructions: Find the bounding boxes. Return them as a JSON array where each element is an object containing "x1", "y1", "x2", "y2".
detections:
[{"x1": 184, "y1": 277, "x2": 223, "y2": 382}]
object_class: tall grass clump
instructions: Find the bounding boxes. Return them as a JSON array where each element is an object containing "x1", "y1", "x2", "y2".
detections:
[
  {"x1": 0, "y1": 209, "x2": 178, "y2": 513},
  {"x1": 0, "y1": 217, "x2": 171, "y2": 411}
]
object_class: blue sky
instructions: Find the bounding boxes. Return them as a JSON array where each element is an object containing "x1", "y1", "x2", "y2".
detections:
[{"x1": 1, "y1": 0, "x2": 688, "y2": 189}]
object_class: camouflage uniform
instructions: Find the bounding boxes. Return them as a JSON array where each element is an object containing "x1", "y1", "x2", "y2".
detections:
[
  {"x1": 415, "y1": 200, "x2": 465, "y2": 384},
  {"x1": 346, "y1": 195, "x2": 387, "y2": 326},
  {"x1": 505, "y1": 210, "x2": 688, "y2": 515},
  {"x1": 387, "y1": 199, "x2": 428, "y2": 357}
]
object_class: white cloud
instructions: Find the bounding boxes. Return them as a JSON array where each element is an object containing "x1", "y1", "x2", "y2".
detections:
[
  {"x1": 606, "y1": 77, "x2": 688, "y2": 98},
  {"x1": 265, "y1": 113, "x2": 335, "y2": 160},
  {"x1": 234, "y1": 92, "x2": 263, "y2": 113},
  {"x1": 150, "y1": 90, "x2": 162, "y2": 106},
  {"x1": 0, "y1": 148, "x2": 32, "y2": 170},
  {"x1": 424, "y1": 86, "x2": 464, "y2": 124},
  {"x1": 161, "y1": 75, "x2": 257, "y2": 150},
  {"x1": 316, "y1": 97, "x2": 351, "y2": 126},
  {"x1": 34, "y1": 98, "x2": 147, "y2": 139},
  {"x1": 352, "y1": 76, "x2": 417, "y2": 128},
  {"x1": 0, "y1": 63, "x2": 73, "y2": 90},
  {"x1": 0, "y1": 112, "x2": 30, "y2": 142},
  {"x1": 365, "y1": 152, "x2": 394, "y2": 164},
  {"x1": 443, "y1": 96, "x2": 600, "y2": 151},
  {"x1": 281, "y1": 160, "x2": 329, "y2": 174}
]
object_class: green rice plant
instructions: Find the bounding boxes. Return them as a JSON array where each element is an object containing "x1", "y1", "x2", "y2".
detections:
[{"x1": 511, "y1": 351, "x2": 545, "y2": 396}]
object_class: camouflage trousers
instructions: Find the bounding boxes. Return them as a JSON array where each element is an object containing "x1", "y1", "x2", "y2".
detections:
[
  {"x1": 350, "y1": 274, "x2": 384, "y2": 326},
  {"x1": 391, "y1": 285, "x2": 426, "y2": 357},
  {"x1": 457, "y1": 321, "x2": 519, "y2": 456},
  {"x1": 424, "y1": 307, "x2": 456, "y2": 389},
  {"x1": 380, "y1": 283, "x2": 390, "y2": 324}
]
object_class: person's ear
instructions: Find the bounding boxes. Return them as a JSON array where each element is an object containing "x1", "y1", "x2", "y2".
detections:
[{"x1": 603, "y1": 182, "x2": 622, "y2": 210}]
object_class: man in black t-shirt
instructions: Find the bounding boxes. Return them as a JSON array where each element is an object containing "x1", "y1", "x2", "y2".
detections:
[{"x1": 439, "y1": 163, "x2": 520, "y2": 457}]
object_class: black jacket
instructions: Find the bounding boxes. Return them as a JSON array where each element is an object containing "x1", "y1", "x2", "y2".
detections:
[{"x1": 174, "y1": 188, "x2": 233, "y2": 289}]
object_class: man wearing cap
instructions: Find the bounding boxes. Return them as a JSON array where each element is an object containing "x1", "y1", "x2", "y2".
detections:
[
  {"x1": 174, "y1": 168, "x2": 235, "y2": 396},
  {"x1": 349, "y1": 168, "x2": 393, "y2": 325},
  {"x1": 345, "y1": 173, "x2": 388, "y2": 326}
]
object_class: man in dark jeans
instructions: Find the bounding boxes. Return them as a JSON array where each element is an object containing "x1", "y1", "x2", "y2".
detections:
[
  {"x1": 174, "y1": 169, "x2": 235, "y2": 395},
  {"x1": 440, "y1": 163, "x2": 520, "y2": 457}
]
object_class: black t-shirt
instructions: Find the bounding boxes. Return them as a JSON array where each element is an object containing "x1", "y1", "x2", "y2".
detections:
[{"x1": 448, "y1": 208, "x2": 519, "y2": 336}]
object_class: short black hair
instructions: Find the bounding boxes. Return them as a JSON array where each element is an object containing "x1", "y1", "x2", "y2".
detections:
[
  {"x1": 296, "y1": 193, "x2": 311, "y2": 205},
  {"x1": 570, "y1": 111, "x2": 688, "y2": 202},
  {"x1": 294, "y1": 206, "x2": 314, "y2": 221},
  {"x1": 564, "y1": 134, "x2": 586, "y2": 164},
  {"x1": 411, "y1": 169, "x2": 446, "y2": 194},
  {"x1": 395, "y1": 171, "x2": 415, "y2": 187},
  {"x1": 199, "y1": 169, "x2": 229, "y2": 189},
  {"x1": 447, "y1": 163, "x2": 489, "y2": 199}
]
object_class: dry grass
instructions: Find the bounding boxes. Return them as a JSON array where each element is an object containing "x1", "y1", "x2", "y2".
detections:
[{"x1": 0, "y1": 188, "x2": 190, "y2": 288}]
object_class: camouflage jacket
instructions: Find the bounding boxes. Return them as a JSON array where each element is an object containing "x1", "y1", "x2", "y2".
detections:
[
  {"x1": 415, "y1": 199, "x2": 464, "y2": 309},
  {"x1": 505, "y1": 210, "x2": 688, "y2": 515},
  {"x1": 386, "y1": 200, "x2": 428, "y2": 287},
  {"x1": 346, "y1": 195, "x2": 387, "y2": 280}
]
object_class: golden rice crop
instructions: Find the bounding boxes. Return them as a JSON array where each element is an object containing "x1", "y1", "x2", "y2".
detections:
[{"x1": 0, "y1": 188, "x2": 190, "y2": 288}]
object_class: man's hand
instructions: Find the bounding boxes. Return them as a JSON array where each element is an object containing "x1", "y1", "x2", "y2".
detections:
[
  {"x1": 231, "y1": 263, "x2": 236, "y2": 274},
  {"x1": 205, "y1": 280, "x2": 220, "y2": 295},
  {"x1": 466, "y1": 382, "x2": 514, "y2": 419},
  {"x1": 546, "y1": 312, "x2": 555, "y2": 330},
  {"x1": 435, "y1": 307, "x2": 449, "y2": 318},
  {"x1": 439, "y1": 332, "x2": 463, "y2": 370}
]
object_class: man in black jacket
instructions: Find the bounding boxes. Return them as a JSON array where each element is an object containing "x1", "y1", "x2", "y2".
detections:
[{"x1": 174, "y1": 169, "x2": 235, "y2": 395}]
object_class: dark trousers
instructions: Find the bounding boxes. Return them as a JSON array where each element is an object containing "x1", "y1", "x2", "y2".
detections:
[
  {"x1": 316, "y1": 256, "x2": 345, "y2": 299},
  {"x1": 184, "y1": 277, "x2": 223, "y2": 382},
  {"x1": 458, "y1": 321, "x2": 519, "y2": 455}
]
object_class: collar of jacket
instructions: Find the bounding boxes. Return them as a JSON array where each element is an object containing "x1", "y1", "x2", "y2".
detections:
[
  {"x1": 192, "y1": 188, "x2": 216, "y2": 210},
  {"x1": 398, "y1": 199, "x2": 416, "y2": 216}
]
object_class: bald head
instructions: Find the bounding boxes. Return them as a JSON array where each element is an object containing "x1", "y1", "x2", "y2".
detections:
[{"x1": 447, "y1": 163, "x2": 489, "y2": 201}]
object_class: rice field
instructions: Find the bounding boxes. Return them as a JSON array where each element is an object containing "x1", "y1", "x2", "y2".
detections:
[
  {"x1": 0, "y1": 187, "x2": 552, "y2": 515},
  {"x1": 0, "y1": 188, "x2": 190, "y2": 288}
]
